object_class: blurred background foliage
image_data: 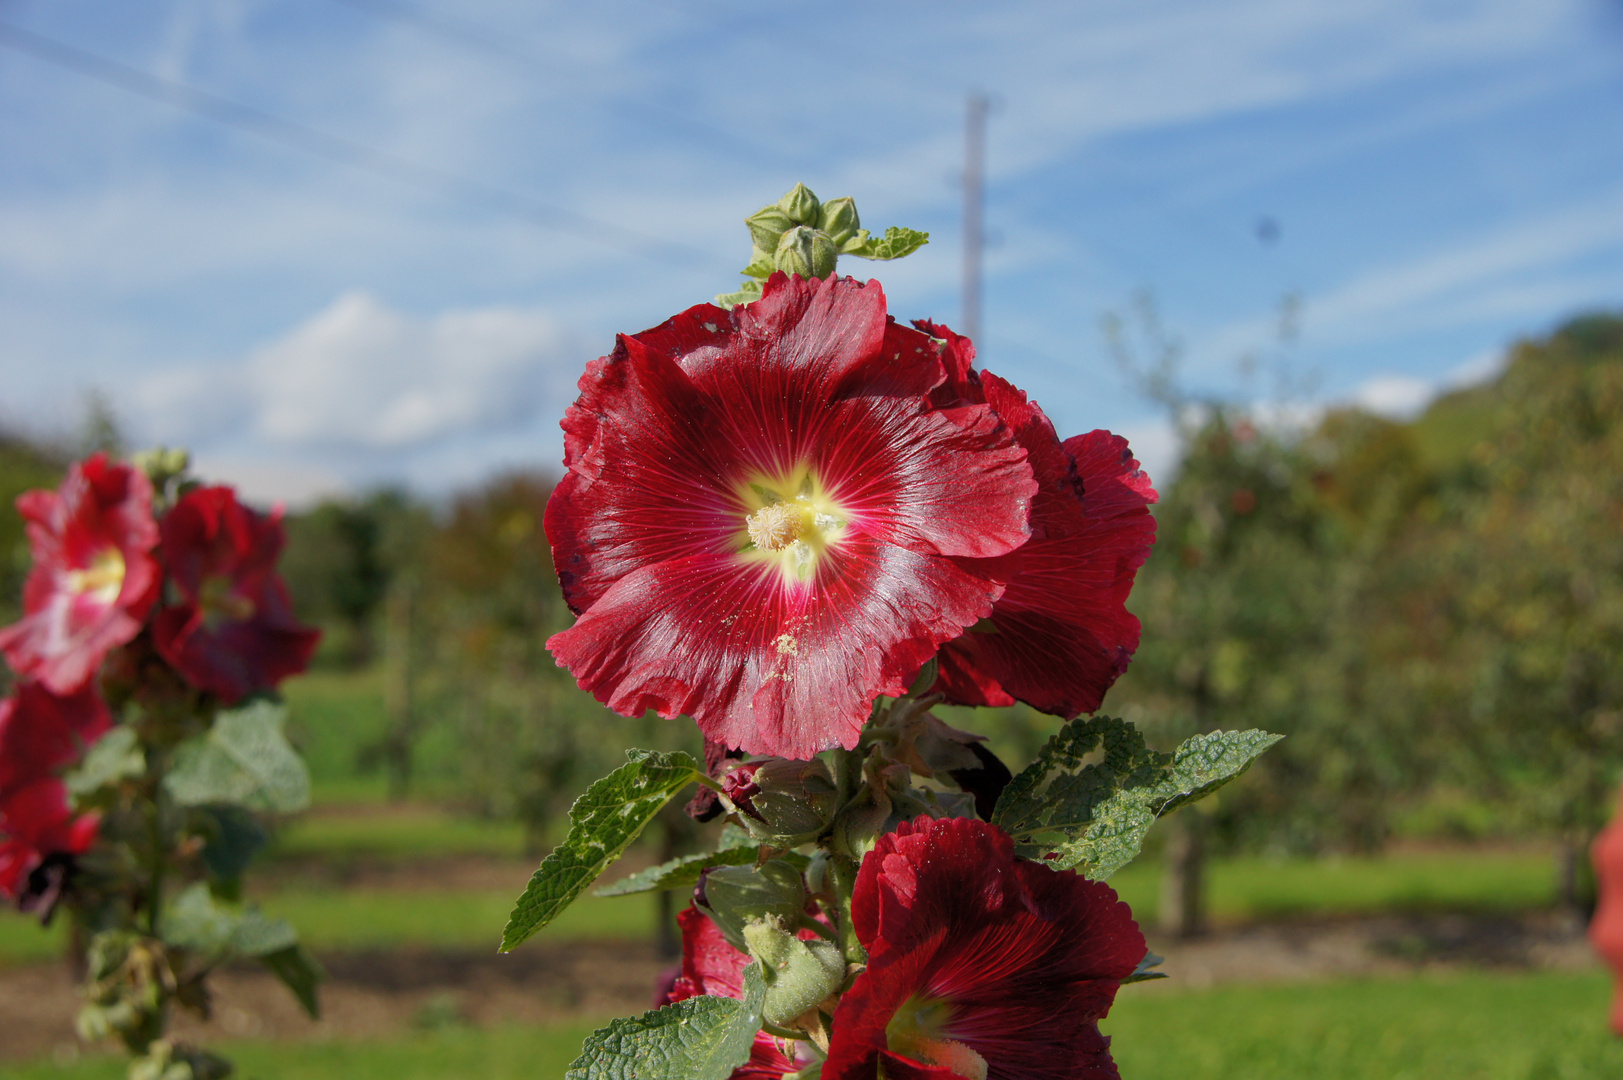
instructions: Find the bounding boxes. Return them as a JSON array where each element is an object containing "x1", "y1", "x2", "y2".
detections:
[{"x1": 2, "y1": 312, "x2": 1620, "y2": 936}]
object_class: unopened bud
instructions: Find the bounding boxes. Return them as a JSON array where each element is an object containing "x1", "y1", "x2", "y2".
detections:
[
  {"x1": 744, "y1": 918, "x2": 847, "y2": 1027},
  {"x1": 775, "y1": 226, "x2": 839, "y2": 280},
  {"x1": 746, "y1": 205, "x2": 798, "y2": 257},
  {"x1": 778, "y1": 182, "x2": 822, "y2": 226},
  {"x1": 817, "y1": 196, "x2": 861, "y2": 247}
]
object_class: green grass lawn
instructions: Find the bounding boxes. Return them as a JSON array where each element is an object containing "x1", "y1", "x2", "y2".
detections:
[
  {"x1": 270, "y1": 807, "x2": 528, "y2": 861},
  {"x1": 0, "y1": 842, "x2": 1559, "y2": 967},
  {"x1": 9, "y1": 971, "x2": 1620, "y2": 1079}
]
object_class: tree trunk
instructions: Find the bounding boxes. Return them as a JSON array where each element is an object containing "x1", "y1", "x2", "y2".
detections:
[
  {"x1": 1160, "y1": 811, "x2": 1208, "y2": 939},
  {"x1": 383, "y1": 579, "x2": 416, "y2": 802},
  {"x1": 1557, "y1": 833, "x2": 1598, "y2": 925}
]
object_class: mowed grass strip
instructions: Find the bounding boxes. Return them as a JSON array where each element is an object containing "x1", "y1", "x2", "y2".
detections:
[
  {"x1": 0, "y1": 844, "x2": 1558, "y2": 967},
  {"x1": 11, "y1": 971, "x2": 1620, "y2": 1079}
]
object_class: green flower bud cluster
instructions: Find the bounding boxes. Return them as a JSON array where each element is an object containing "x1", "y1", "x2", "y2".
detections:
[{"x1": 717, "y1": 183, "x2": 931, "y2": 308}]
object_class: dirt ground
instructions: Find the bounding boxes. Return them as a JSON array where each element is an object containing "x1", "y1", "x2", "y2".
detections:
[{"x1": 0, "y1": 910, "x2": 1601, "y2": 1065}]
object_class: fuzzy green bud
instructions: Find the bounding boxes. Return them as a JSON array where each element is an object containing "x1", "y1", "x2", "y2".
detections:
[
  {"x1": 746, "y1": 205, "x2": 797, "y2": 257},
  {"x1": 743, "y1": 918, "x2": 847, "y2": 1027},
  {"x1": 817, "y1": 196, "x2": 861, "y2": 248},
  {"x1": 775, "y1": 226, "x2": 839, "y2": 280},
  {"x1": 778, "y1": 182, "x2": 822, "y2": 225}
]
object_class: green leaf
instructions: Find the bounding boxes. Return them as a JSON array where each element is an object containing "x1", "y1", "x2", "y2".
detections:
[
  {"x1": 260, "y1": 945, "x2": 324, "y2": 1019},
  {"x1": 162, "y1": 882, "x2": 298, "y2": 957},
  {"x1": 715, "y1": 281, "x2": 763, "y2": 309},
  {"x1": 564, "y1": 964, "x2": 766, "y2": 1080},
  {"x1": 1124, "y1": 949, "x2": 1168, "y2": 984},
  {"x1": 501, "y1": 750, "x2": 701, "y2": 952},
  {"x1": 992, "y1": 717, "x2": 1281, "y2": 879},
  {"x1": 596, "y1": 829, "x2": 759, "y2": 898},
  {"x1": 849, "y1": 225, "x2": 929, "y2": 261},
  {"x1": 165, "y1": 701, "x2": 310, "y2": 814},
  {"x1": 65, "y1": 726, "x2": 144, "y2": 801},
  {"x1": 192, "y1": 804, "x2": 271, "y2": 885}
]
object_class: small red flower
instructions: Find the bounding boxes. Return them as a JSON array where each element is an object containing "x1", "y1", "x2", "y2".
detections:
[
  {"x1": 545, "y1": 274, "x2": 1036, "y2": 758},
  {"x1": 0, "y1": 681, "x2": 112, "y2": 803},
  {"x1": 0, "y1": 454, "x2": 160, "y2": 694},
  {"x1": 918, "y1": 323, "x2": 1157, "y2": 719},
  {"x1": 0, "y1": 776, "x2": 99, "y2": 900},
  {"x1": 152, "y1": 487, "x2": 320, "y2": 704},
  {"x1": 664, "y1": 905, "x2": 802, "y2": 1079},
  {"x1": 1590, "y1": 782, "x2": 1623, "y2": 1035},
  {"x1": 823, "y1": 815, "x2": 1145, "y2": 1080}
]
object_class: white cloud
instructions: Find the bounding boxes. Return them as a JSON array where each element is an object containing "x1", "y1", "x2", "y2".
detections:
[
  {"x1": 1353, "y1": 375, "x2": 1434, "y2": 419},
  {"x1": 187, "y1": 456, "x2": 349, "y2": 511},
  {"x1": 129, "y1": 292, "x2": 587, "y2": 454}
]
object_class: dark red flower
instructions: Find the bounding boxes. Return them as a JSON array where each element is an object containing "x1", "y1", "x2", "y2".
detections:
[
  {"x1": 0, "y1": 454, "x2": 160, "y2": 694},
  {"x1": 0, "y1": 681, "x2": 112, "y2": 803},
  {"x1": 545, "y1": 274, "x2": 1036, "y2": 758},
  {"x1": 664, "y1": 905, "x2": 803, "y2": 1079},
  {"x1": 823, "y1": 816, "x2": 1145, "y2": 1080},
  {"x1": 0, "y1": 777, "x2": 99, "y2": 901},
  {"x1": 917, "y1": 323, "x2": 1157, "y2": 719},
  {"x1": 152, "y1": 486, "x2": 320, "y2": 703}
]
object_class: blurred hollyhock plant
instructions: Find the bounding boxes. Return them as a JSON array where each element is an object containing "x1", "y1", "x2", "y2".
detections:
[
  {"x1": 0, "y1": 449, "x2": 322, "y2": 1077},
  {"x1": 1591, "y1": 782, "x2": 1623, "y2": 1035},
  {"x1": 497, "y1": 184, "x2": 1281, "y2": 1080},
  {"x1": 545, "y1": 271, "x2": 1037, "y2": 759},
  {"x1": 0, "y1": 453, "x2": 159, "y2": 694},
  {"x1": 152, "y1": 485, "x2": 320, "y2": 704},
  {"x1": 822, "y1": 816, "x2": 1144, "y2": 1080}
]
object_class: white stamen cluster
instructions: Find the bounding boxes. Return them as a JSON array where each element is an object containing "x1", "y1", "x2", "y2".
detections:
[{"x1": 747, "y1": 503, "x2": 804, "y2": 551}]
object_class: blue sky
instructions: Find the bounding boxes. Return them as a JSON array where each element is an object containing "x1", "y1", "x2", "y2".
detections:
[{"x1": 3, "y1": 0, "x2": 1622, "y2": 503}]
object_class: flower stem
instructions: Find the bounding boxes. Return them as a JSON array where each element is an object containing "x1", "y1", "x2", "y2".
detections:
[{"x1": 829, "y1": 854, "x2": 866, "y2": 965}]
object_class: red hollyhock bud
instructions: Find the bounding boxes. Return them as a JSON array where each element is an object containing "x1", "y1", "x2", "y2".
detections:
[
  {"x1": 663, "y1": 905, "x2": 804, "y2": 1079},
  {"x1": 823, "y1": 815, "x2": 1145, "y2": 1080},
  {"x1": 1590, "y1": 782, "x2": 1623, "y2": 1035},
  {"x1": 917, "y1": 322, "x2": 1157, "y2": 719},
  {"x1": 0, "y1": 776, "x2": 99, "y2": 901},
  {"x1": 152, "y1": 486, "x2": 320, "y2": 704},
  {"x1": 0, "y1": 454, "x2": 160, "y2": 694},
  {"x1": 0, "y1": 681, "x2": 112, "y2": 803},
  {"x1": 545, "y1": 273, "x2": 1037, "y2": 758}
]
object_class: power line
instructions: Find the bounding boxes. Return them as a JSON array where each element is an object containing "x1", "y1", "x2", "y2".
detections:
[{"x1": 0, "y1": 20, "x2": 727, "y2": 270}]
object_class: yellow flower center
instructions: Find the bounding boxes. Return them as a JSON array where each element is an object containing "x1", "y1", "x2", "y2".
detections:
[
  {"x1": 64, "y1": 548, "x2": 126, "y2": 607},
  {"x1": 737, "y1": 465, "x2": 849, "y2": 583},
  {"x1": 883, "y1": 995, "x2": 986, "y2": 1080}
]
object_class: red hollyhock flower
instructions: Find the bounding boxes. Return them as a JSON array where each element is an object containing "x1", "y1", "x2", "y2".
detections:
[
  {"x1": 0, "y1": 454, "x2": 160, "y2": 694},
  {"x1": 0, "y1": 681, "x2": 112, "y2": 803},
  {"x1": 823, "y1": 816, "x2": 1145, "y2": 1080},
  {"x1": 545, "y1": 273, "x2": 1036, "y2": 758},
  {"x1": 152, "y1": 486, "x2": 320, "y2": 704},
  {"x1": 0, "y1": 776, "x2": 99, "y2": 901},
  {"x1": 1590, "y1": 781, "x2": 1623, "y2": 1035},
  {"x1": 663, "y1": 905, "x2": 803, "y2": 1079},
  {"x1": 918, "y1": 323, "x2": 1157, "y2": 720}
]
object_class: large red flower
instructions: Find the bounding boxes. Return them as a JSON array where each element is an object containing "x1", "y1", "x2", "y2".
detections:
[
  {"x1": 0, "y1": 776, "x2": 99, "y2": 900},
  {"x1": 0, "y1": 681, "x2": 112, "y2": 803},
  {"x1": 918, "y1": 323, "x2": 1157, "y2": 719},
  {"x1": 823, "y1": 816, "x2": 1145, "y2": 1080},
  {"x1": 0, "y1": 454, "x2": 160, "y2": 694},
  {"x1": 663, "y1": 905, "x2": 802, "y2": 1079},
  {"x1": 1591, "y1": 781, "x2": 1623, "y2": 1035},
  {"x1": 152, "y1": 486, "x2": 320, "y2": 704},
  {"x1": 545, "y1": 273, "x2": 1036, "y2": 758}
]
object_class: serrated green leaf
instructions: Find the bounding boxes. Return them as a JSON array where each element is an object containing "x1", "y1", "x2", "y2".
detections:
[
  {"x1": 65, "y1": 726, "x2": 144, "y2": 801},
  {"x1": 501, "y1": 749, "x2": 701, "y2": 952},
  {"x1": 164, "y1": 701, "x2": 310, "y2": 814},
  {"x1": 564, "y1": 965, "x2": 765, "y2": 1080},
  {"x1": 849, "y1": 225, "x2": 929, "y2": 261},
  {"x1": 992, "y1": 718, "x2": 1280, "y2": 879},
  {"x1": 260, "y1": 944, "x2": 324, "y2": 1019},
  {"x1": 596, "y1": 830, "x2": 759, "y2": 898},
  {"x1": 1152, "y1": 729, "x2": 1284, "y2": 816},
  {"x1": 163, "y1": 882, "x2": 298, "y2": 957},
  {"x1": 1124, "y1": 949, "x2": 1168, "y2": 984},
  {"x1": 715, "y1": 281, "x2": 764, "y2": 309}
]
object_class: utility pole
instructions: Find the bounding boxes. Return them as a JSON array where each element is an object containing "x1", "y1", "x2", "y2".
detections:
[{"x1": 962, "y1": 92, "x2": 990, "y2": 344}]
